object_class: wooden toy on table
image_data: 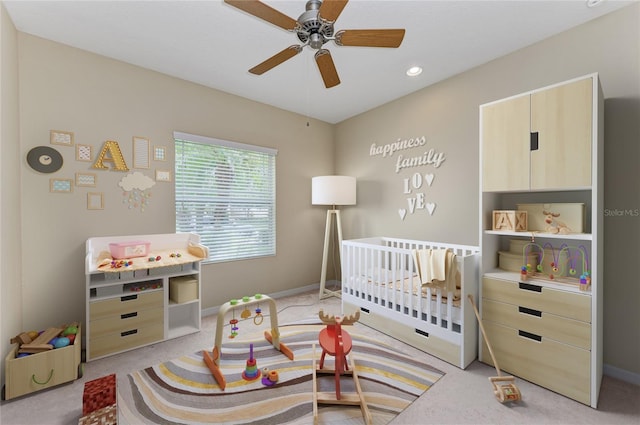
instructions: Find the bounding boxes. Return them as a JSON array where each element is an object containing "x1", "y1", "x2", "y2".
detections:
[{"x1": 203, "y1": 294, "x2": 293, "y2": 390}]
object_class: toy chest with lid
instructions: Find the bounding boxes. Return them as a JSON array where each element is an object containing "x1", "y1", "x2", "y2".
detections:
[{"x1": 2, "y1": 324, "x2": 82, "y2": 400}]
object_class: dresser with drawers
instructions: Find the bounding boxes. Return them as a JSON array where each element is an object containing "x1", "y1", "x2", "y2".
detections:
[{"x1": 85, "y1": 233, "x2": 207, "y2": 360}]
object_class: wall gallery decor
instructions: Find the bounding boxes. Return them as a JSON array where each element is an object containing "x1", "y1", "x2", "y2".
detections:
[
  {"x1": 50, "y1": 178, "x2": 73, "y2": 193},
  {"x1": 50, "y1": 130, "x2": 74, "y2": 146},
  {"x1": 87, "y1": 192, "x2": 104, "y2": 210},
  {"x1": 118, "y1": 171, "x2": 156, "y2": 212},
  {"x1": 31, "y1": 130, "x2": 165, "y2": 212},
  {"x1": 76, "y1": 172, "x2": 97, "y2": 187},
  {"x1": 133, "y1": 136, "x2": 150, "y2": 169},
  {"x1": 27, "y1": 146, "x2": 63, "y2": 173},
  {"x1": 155, "y1": 169, "x2": 171, "y2": 182},
  {"x1": 92, "y1": 140, "x2": 129, "y2": 171},
  {"x1": 153, "y1": 146, "x2": 167, "y2": 161},
  {"x1": 76, "y1": 144, "x2": 92, "y2": 162}
]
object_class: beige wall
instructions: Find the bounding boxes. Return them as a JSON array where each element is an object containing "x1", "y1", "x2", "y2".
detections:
[
  {"x1": 15, "y1": 34, "x2": 334, "y2": 332},
  {"x1": 335, "y1": 4, "x2": 640, "y2": 376},
  {"x1": 1, "y1": 2, "x2": 22, "y2": 386}
]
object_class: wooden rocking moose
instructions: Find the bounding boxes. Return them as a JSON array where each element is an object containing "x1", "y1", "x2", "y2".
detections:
[{"x1": 312, "y1": 309, "x2": 371, "y2": 425}]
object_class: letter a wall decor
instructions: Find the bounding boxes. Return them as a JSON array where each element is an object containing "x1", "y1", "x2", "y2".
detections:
[{"x1": 92, "y1": 140, "x2": 129, "y2": 171}]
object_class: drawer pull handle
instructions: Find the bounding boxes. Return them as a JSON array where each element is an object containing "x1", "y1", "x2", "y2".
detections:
[
  {"x1": 32, "y1": 369, "x2": 54, "y2": 385},
  {"x1": 121, "y1": 329, "x2": 138, "y2": 337},
  {"x1": 519, "y1": 330, "x2": 542, "y2": 342},
  {"x1": 415, "y1": 328, "x2": 429, "y2": 338},
  {"x1": 121, "y1": 312, "x2": 138, "y2": 319},
  {"x1": 518, "y1": 306, "x2": 542, "y2": 317},
  {"x1": 519, "y1": 282, "x2": 542, "y2": 293},
  {"x1": 121, "y1": 294, "x2": 138, "y2": 302}
]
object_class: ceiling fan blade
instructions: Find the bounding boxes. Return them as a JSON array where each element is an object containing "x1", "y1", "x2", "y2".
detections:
[
  {"x1": 224, "y1": 0, "x2": 298, "y2": 31},
  {"x1": 315, "y1": 49, "x2": 340, "y2": 88},
  {"x1": 249, "y1": 45, "x2": 303, "y2": 75},
  {"x1": 335, "y1": 29, "x2": 405, "y2": 48},
  {"x1": 318, "y1": 0, "x2": 349, "y2": 23}
]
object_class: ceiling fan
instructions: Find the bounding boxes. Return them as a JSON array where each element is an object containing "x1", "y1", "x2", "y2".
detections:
[{"x1": 224, "y1": 0, "x2": 406, "y2": 88}]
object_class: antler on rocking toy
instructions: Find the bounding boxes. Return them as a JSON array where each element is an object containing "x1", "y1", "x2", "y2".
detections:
[{"x1": 318, "y1": 309, "x2": 360, "y2": 326}]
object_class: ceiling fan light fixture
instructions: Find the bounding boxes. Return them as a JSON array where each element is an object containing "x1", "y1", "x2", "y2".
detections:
[
  {"x1": 406, "y1": 66, "x2": 423, "y2": 77},
  {"x1": 225, "y1": 0, "x2": 406, "y2": 88}
]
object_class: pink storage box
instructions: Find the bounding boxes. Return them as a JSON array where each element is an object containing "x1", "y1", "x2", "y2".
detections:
[{"x1": 109, "y1": 241, "x2": 150, "y2": 259}]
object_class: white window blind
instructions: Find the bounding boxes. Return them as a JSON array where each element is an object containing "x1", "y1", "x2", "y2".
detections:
[{"x1": 174, "y1": 132, "x2": 277, "y2": 263}]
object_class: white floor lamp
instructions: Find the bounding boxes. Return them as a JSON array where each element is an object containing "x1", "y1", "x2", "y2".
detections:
[{"x1": 312, "y1": 176, "x2": 356, "y2": 299}]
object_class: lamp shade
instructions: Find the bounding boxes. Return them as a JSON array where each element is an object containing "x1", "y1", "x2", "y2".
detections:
[{"x1": 312, "y1": 176, "x2": 356, "y2": 206}]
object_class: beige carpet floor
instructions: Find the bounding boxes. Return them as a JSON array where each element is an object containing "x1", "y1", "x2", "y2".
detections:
[{"x1": 1, "y1": 288, "x2": 639, "y2": 424}]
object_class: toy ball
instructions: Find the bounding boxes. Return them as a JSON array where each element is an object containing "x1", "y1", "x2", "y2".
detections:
[
  {"x1": 62, "y1": 326, "x2": 78, "y2": 336},
  {"x1": 49, "y1": 337, "x2": 58, "y2": 346},
  {"x1": 67, "y1": 334, "x2": 76, "y2": 344},
  {"x1": 17, "y1": 353, "x2": 30, "y2": 358},
  {"x1": 27, "y1": 331, "x2": 39, "y2": 340},
  {"x1": 54, "y1": 337, "x2": 70, "y2": 348}
]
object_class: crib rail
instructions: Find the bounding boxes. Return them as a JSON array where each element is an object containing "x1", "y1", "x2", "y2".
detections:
[{"x1": 342, "y1": 237, "x2": 480, "y2": 339}]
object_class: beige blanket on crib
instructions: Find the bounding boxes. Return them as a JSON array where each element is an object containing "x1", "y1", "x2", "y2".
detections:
[{"x1": 412, "y1": 248, "x2": 458, "y2": 294}]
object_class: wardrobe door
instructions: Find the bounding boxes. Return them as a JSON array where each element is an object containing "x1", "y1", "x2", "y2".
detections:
[
  {"x1": 481, "y1": 94, "x2": 531, "y2": 192},
  {"x1": 530, "y1": 77, "x2": 593, "y2": 190}
]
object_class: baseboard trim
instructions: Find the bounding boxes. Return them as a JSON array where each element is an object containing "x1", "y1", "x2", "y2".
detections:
[
  {"x1": 604, "y1": 363, "x2": 640, "y2": 386},
  {"x1": 201, "y1": 283, "x2": 321, "y2": 317}
]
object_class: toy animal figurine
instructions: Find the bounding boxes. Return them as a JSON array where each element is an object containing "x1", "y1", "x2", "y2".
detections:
[{"x1": 542, "y1": 210, "x2": 572, "y2": 234}]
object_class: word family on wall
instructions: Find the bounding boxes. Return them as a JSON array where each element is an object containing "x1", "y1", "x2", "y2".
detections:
[{"x1": 369, "y1": 135, "x2": 446, "y2": 221}]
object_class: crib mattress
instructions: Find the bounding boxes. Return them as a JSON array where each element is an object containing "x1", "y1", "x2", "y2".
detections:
[{"x1": 346, "y1": 273, "x2": 462, "y2": 325}]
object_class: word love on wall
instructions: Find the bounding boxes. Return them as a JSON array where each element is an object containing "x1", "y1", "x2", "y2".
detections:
[
  {"x1": 400, "y1": 172, "x2": 436, "y2": 220},
  {"x1": 369, "y1": 135, "x2": 446, "y2": 221}
]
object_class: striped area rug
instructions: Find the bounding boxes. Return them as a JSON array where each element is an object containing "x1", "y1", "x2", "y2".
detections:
[{"x1": 119, "y1": 322, "x2": 444, "y2": 424}]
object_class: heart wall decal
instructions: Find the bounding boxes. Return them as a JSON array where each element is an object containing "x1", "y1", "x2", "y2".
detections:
[
  {"x1": 398, "y1": 209, "x2": 407, "y2": 220},
  {"x1": 426, "y1": 202, "x2": 436, "y2": 215},
  {"x1": 425, "y1": 174, "x2": 434, "y2": 186}
]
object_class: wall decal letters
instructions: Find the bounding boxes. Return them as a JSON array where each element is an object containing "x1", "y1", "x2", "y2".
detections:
[{"x1": 92, "y1": 140, "x2": 129, "y2": 171}]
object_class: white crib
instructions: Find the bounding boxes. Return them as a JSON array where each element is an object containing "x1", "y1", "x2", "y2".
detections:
[{"x1": 341, "y1": 237, "x2": 480, "y2": 369}]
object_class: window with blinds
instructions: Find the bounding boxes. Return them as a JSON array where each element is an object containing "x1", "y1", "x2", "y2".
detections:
[{"x1": 174, "y1": 132, "x2": 277, "y2": 263}]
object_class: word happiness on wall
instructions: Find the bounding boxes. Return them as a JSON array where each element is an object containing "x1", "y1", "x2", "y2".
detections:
[{"x1": 369, "y1": 136, "x2": 446, "y2": 221}]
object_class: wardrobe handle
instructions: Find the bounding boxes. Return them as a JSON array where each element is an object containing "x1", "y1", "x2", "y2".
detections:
[
  {"x1": 121, "y1": 312, "x2": 138, "y2": 320},
  {"x1": 121, "y1": 294, "x2": 138, "y2": 302},
  {"x1": 519, "y1": 282, "x2": 542, "y2": 293},
  {"x1": 121, "y1": 329, "x2": 138, "y2": 337},
  {"x1": 530, "y1": 132, "x2": 539, "y2": 151},
  {"x1": 519, "y1": 330, "x2": 542, "y2": 342},
  {"x1": 519, "y1": 306, "x2": 542, "y2": 317}
]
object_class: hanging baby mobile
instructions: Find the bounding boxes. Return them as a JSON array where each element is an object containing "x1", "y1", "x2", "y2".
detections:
[{"x1": 368, "y1": 135, "x2": 446, "y2": 221}]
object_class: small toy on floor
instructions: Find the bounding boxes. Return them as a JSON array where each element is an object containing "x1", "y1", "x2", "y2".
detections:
[
  {"x1": 242, "y1": 344, "x2": 261, "y2": 382},
  {"x1": 468, "y1": 295, "x2": 522, "y2": 404}
]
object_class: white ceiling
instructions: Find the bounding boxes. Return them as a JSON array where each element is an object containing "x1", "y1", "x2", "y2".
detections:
[{"x1": 3, "y1": 0, "x2": 635, "y2": 123}]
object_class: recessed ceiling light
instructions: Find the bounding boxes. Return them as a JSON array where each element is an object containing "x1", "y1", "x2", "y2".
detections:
[
  {"x1": 586, "y1": 0, "x2": 604, "y2": 8},
  {"x1": 406, "y1": 66, "x2": 423, "y2": 77}
]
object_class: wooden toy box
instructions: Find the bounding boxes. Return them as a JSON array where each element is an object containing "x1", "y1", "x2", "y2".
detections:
[{"x1": 3, "y1": 325, "x2": 82, "y2": 400}]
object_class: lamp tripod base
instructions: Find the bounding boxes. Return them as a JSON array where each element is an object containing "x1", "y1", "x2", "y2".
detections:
[{"x1": 319, "y1": 209, "x2": 343, "y2": 300}]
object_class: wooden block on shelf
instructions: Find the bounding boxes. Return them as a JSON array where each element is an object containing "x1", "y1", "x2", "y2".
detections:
[{"x1": 492, "y1": 210, "x2": 528, "y2": 232}]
